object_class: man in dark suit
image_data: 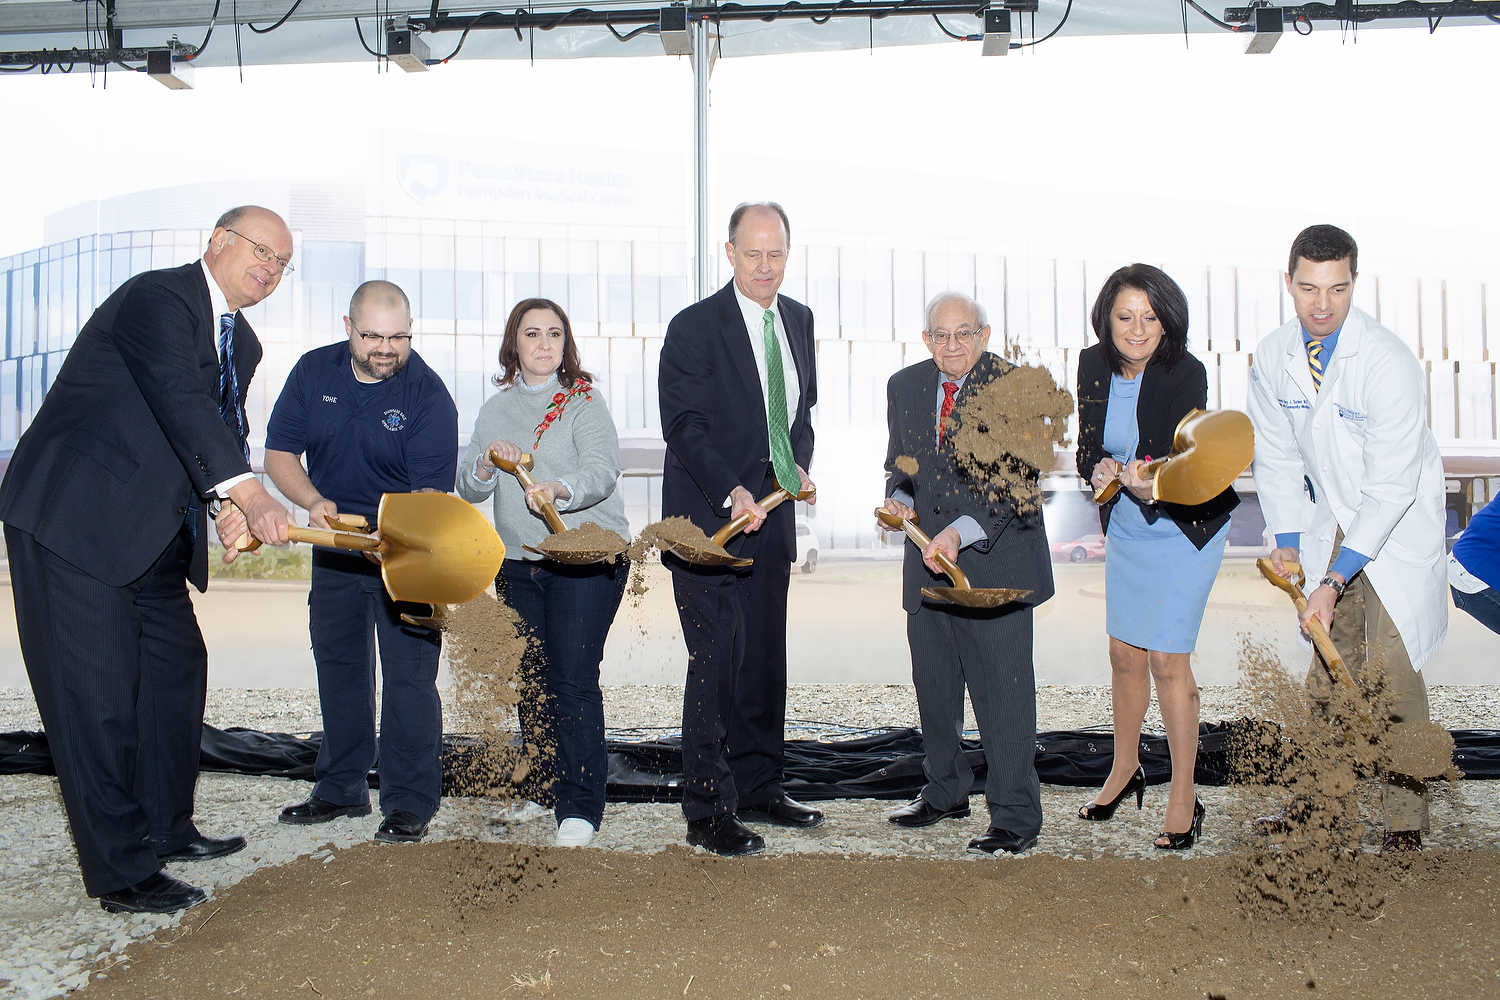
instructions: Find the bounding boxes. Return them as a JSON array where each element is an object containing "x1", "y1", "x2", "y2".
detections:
[
  {"x1": 0, "y1": 206, "x2": 293, "y2": 913},
  {"x1": 880, "y1": 292, "x2": 1055, "y2": 855},
  {"x1": 659, "y1": 202, "x2": 820, "y2": 856}
]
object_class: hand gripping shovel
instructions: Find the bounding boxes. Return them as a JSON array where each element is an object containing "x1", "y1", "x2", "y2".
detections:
[
  {"x1": 1255, "y1": 557, "x2": 1356, "y2": 691},
  {"x1": 656, "y1": 485, "x2": 816, "y2": 568},
  {"x1": 237, "y1": 492, "x2": 505, "y2": 605},
  {"x1": 1094, "y1": 408, "x2": 1254, "y2": 506},
  {"x1": 874, "y1": 508, "x2": 1031, "y2": 609},
  {"x1": 489, "y1": 450, "x2": 629, "y2": 565}
]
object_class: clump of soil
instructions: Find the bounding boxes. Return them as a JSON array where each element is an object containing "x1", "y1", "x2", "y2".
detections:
[
  {"x1": 1227, "y1": 635, "x2": 1459, "y2": 920},
  {"x1": 448, "y1": 840, "x2": 557, "y2": 920},
  {"x1": 949, "y1": 362, "x2": 1073, "y2": 513},
  {"x1": 637, "y1": 515, "x2": 736, "y2": 564},
  {"x1": 894, "y1": 454, "x2": 919, "y2": 476},
  {"x1": 533, "y1": 520, "x2": 630, "y2": 562},
  {"x1": 439, "y1": 591, "x2": 544, "y2": 798}
]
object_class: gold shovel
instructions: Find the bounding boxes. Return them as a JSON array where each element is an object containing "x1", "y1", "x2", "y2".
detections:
[
  {"x1": 874, "y1": 507, "x2": 1031, "y2": 609},
  {"x1": 1255, "y1": 557, "x2": 1355, "y2": 690},
  {"x1": 1094, "y1": 408, "x2": 1254, "y2": 506},
  {"x1": 655, "y1": 485, "x2": 816, "y2": 568},
  {"x1": 236, "y1": 492, "x2": 506, "y2": 605},
  {"x1": 489, "y1": 450, "x2": 629, "y2": 565}
]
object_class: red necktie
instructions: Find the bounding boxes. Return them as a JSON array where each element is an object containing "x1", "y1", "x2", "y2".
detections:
[{"x1": 937, "y1": 381, "x2": 958, "y2": 445}]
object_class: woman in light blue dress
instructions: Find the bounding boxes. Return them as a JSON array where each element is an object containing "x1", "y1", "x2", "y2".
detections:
[{"x1": 1073, "y1": 264, "x2": 1239, "y2": 850}]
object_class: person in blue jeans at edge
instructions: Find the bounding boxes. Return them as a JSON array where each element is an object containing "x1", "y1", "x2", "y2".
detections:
[{"x1": 457, "y1": 298, "x2": 630, "y2": 848}]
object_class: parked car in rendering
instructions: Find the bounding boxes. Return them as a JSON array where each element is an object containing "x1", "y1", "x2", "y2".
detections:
[
  {"x1": 1049, "y1": 532, "x2": 1106, "y2": 563},
  {"x1": 795, "y1": 518, "x2": 820, "y2": 574}
]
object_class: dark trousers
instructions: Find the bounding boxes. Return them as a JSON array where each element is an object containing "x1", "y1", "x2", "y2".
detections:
[
  {"x1": 499, "y1": 558, "x2": 627, "y2": 828},
  {"x1": 8, "y1": 521, "x2": 207, "y2": 896},
  {"x1": 907, "y1": 601, "x2": 1041, "y2": 836},
  {"x1": 1453, "y1": 584, "x2": 1500, "y2": 635},
  {"x1": 309, "y1": 549, "x2": 442, "y2": 821},
  {"x1": 670, "y1": 512, "x2": 792, "y2": 821}
]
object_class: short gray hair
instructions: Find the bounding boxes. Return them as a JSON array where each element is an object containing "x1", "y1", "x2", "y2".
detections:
[
  {"x1": 728, "y1": 202, "x2": 791, "y2": 245},
  {"x1": 924, "y1": 291, "x2": 987, "y2": 331}
]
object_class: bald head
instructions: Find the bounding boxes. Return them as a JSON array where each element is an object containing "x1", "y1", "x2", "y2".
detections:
[
  {"x1": 204, "y1": 205, "x2": 293, "y2": 311},
  {"x1": 348, "y1": 280, "x2": 412, "y2": 327}
]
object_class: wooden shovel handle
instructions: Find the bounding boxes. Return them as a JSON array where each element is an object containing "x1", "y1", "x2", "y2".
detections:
[
  {"x1": 710, "y1": 485, "x2": 816, "y2": 548},
  {"x1": 326, "y1": 514, "x2": 370, "y2": 533},
  {"x1": 1091, "y1": 457, "x2": 1167, "y2": 506},
  {"x1": 235, "y1": 525, "x2": 381, "y2": 553},
  {"x1": 489, "y1": 448, "x2": 568, "y2": 535},
  {"x1": 873, "y1": 507, "x2": 970, "y2": 590},
  {"x1": 1255, "y1": 557, "x2": 1354, "y2": 689}
]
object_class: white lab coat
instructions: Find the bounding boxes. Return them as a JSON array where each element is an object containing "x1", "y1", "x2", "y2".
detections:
[{"x1": 1247, "y1": 306, "x2": 1448, "y2": 670}]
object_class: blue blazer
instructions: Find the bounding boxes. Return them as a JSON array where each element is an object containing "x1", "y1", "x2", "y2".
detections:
[
  {"x1": 0, "y1": 261, "x2": 260, "y2": 591},
  {"x1": 659, "y1": 281, "x2": 816, "y2": 565}
]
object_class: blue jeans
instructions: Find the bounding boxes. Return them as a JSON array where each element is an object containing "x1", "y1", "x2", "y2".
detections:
[
  {"x1": 1452, "y1": 584, "x2": 1500, "y2": 635},
  {"x1": 499, "y1": 557, "x2": 627, "y2": 828}
]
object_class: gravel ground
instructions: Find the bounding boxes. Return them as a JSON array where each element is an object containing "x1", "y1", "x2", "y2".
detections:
[{"x1": 2, "y1": 683, "x2": 1498, "y2": 999}]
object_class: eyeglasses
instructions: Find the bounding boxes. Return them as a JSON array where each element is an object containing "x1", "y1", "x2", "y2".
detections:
[
  {"x1": 351, "y1": 324, "x2": 412, "y2": 348},
  {"x1": 223, "y1": 228, "x2": 295, "y2": 274},
  {"x1": 928, "y1": 328, "x2": 979, "y2": 346}
]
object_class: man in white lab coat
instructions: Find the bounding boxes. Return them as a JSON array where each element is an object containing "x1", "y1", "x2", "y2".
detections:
[{"x1": 1246, "y1": 224, "x2": 1447, "y2": 853}]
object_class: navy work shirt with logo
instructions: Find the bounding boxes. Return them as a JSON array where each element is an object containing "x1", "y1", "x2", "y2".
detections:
[{"x1": 265, "y1": 342, "x2": 459, "y2": 522}]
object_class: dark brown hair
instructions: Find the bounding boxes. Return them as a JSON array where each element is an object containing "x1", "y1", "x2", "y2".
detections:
[
  {"x1": 493, "y1": 298, "x2": 594, "y2": 389},
  {"x1": 1288, "y1": 223, "x2": 1358, "y2": 279},
  {"x1": 1089, "y1": 263, "x2": 1190, "y2": 376}
]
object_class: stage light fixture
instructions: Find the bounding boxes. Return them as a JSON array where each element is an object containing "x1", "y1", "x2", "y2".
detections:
[
  {"x1": 659, "y1": 5, "x2": 692, "y2": 56},
  {"x1": 1244, "y1": 6, "x2": 1283, "y2": 54},
  {"x1": 981, "y1": 9, "x2": 1011, "y2": 56},
  {"x1": 145, "y1": 48, "x2": 193, "y2": 89},
  {"x1": 387, "y1": 22, "x2": 431, "y2": 72}
]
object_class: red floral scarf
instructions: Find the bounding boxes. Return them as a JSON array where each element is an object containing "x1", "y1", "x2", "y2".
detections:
[{"x1": 532, "y1": 378, "x2": 593, "y2": 449}]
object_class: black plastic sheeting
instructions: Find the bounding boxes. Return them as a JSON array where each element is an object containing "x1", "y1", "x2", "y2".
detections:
[{"x1": 3, "y1": 723, "x2": 1497, "y2": 801}]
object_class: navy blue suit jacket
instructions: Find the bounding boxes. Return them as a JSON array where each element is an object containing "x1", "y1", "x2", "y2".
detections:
[
  {"x1": 659, "y1": 281, "x2": 816, "y2": 565},
  {"x1": 0, "y1": 261, "x2": 259, "y2": 591}
]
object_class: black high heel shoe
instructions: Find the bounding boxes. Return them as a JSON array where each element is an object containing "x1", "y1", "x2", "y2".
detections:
[
  {"x1": 1077, "y1": 765, "x2": 1146, "y2": 821},
  {"x1": 1154, "y1": 796, "x2": 1205, "y2": 851}
]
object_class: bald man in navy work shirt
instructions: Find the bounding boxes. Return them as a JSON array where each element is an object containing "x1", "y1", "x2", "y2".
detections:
[{"x1": 263, "y1": 279, "x2": 458, "y2": 844}]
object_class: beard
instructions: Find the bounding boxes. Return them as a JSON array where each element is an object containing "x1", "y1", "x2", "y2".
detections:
[{"x1": 353, "y1": 351, "x2": 409, "y2": 382}]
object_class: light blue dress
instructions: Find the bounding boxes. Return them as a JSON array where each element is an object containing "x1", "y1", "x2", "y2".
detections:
[{"x1": 1102, "y1": 372, "x2": 1229, "y2": 654}]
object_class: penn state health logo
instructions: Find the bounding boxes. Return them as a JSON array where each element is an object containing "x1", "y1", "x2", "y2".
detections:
[{"x1": 382, "y1": 408, "x2": 407, "y2": 432}]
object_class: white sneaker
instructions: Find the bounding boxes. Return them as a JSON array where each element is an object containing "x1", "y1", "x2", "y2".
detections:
[
  {"x1": 493, "y1": 799, "x2": 550, "y2": 825},
  {"x1": 555, "y1": 817, "x2": 597, "y2": 847}
]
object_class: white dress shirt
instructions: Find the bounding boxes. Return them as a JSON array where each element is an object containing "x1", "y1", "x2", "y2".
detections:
[{"x1": 199, "y1": 258, "x2": 254, "y2": 499}]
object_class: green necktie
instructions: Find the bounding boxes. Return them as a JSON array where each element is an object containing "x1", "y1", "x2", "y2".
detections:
[{"x1": 762, "y1": 309, "x2": 799, "y2": 493}]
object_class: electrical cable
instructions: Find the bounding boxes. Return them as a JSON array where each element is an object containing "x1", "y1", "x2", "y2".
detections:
[
  {"x1": 931, "y1": 12, "x2": 976, "y2": 39},
  {"x1": 249, "y1": 0, "x2": 305, "y2": 33},
  {"x1": 353, "y1": 15, "x2": 384, "y2": 56},
  {"x1": 432, "y1": 11, "x2": 518, "y2": 63},
  {"x1": 607, "y1": 21, "x2": 659, "y2": 40},
  {"x1": 1014, "y1": 0, "x2": 1072, "y2": 47},
  {"x1": 185, "y1": 0, "x2": 223, "y2": 60},
  {"x1": 1183, "y1": 0, "x2": 1246, "y2": 30}
]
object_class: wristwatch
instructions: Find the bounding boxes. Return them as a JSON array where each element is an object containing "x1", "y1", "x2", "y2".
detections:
[
  {"x1": 1319, "y1": 575, "x2": 1346, "y2": 597},
  {"x1": 208, "y1": 497, "x2": 225, "y2": 518}
]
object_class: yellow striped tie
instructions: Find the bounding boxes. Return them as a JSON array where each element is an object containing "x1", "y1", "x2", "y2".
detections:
[{"x1": 1307, "y1": 340, "x2": 1324, "y2": 392}]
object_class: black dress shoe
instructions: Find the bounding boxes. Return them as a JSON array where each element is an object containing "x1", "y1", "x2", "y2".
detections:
[
  {"x1": 738, "y1": 793, "x2": 824, "y2": 829},
  {"x1": 1380, "y1": 829, "x2": 1423, "y2": 854},
  {"x1": 967, "y1": 827, "x2": 1038, "y2": 856},
  {"x1": 374, "y1": 810, "x2": 430, "y2": 843},
  {"x1": 157, "y1": 834, "x2": 247, "y2": 863},
  {"x1": 279, "y1": 796, "x2": 373, "y2": 826},
  {"x1": 687, "y1": 815, "x2": 766, "y2": 857},
  {"x1": 99, "y1": 871, "x2": 207, "y2": 914},
  {"x1": 888, "y1": 795, "x2": 970, "y2": 828}
]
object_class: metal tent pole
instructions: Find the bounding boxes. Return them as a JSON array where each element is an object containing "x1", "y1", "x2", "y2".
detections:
[{"x1": 691, "y1": 10, "x2": 714, "y2": 300}]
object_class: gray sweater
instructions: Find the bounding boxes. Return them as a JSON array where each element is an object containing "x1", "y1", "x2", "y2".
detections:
[{"x1": 456, "y1": 374, "x2": 630, "y2": 562}]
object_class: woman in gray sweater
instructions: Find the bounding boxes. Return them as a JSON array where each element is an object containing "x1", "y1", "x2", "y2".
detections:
[{"x1": 457, "y1": 298, "x2": 630, "y2": 847}]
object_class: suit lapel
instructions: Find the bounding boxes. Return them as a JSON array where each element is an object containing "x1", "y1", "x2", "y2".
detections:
[{"x1": 718, "y1": 283, "x2": 766, "y2": 413}]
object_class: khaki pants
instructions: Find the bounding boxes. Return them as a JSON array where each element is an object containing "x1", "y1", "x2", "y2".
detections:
[{"x1": 1305, "y1": 542, "x2": 1430, "y2": 832}]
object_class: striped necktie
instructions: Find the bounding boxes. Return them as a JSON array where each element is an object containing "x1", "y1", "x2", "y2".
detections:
[
  {"x1": 218, "y1": 313, "x2": 250, "y2": 462},
  {"x1": 1307, "y1": 339, "x2": 1324, "y2": 392},
  {"x1": 762, "y1": 309, "x2": 799, "y2": 493}
]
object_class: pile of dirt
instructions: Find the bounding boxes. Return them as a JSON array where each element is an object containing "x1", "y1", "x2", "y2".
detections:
[
  {"x1": 894, "y1": 454, "x2": 919, "y2": 476},
  {"x1": 949, "y1": 362, "x2": 1073, "y2": 513},
  {"x1": 636, "y1": 514, "x2": 737, "y2": 565},
  {"x1": 76, "y1": 843, "x2": 1500, "y2": 999},
  {"x1": 533, "y1": 521, "x2": 630, "y2": 562},
  {"x1": 1228, "y1": 636, "x2": 1461, "y2": 920}
]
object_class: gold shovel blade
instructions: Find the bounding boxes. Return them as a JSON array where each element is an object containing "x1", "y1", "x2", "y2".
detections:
[
  {"x1": 1151, "y1": 409, "x2": 1255, "y2": 506},
  {"x1": 920, "y1": 586, "x2": 1032, "y2": 609},
  {"x1": 376, "y1": 492, "x2": 506, "y2": 605}
]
